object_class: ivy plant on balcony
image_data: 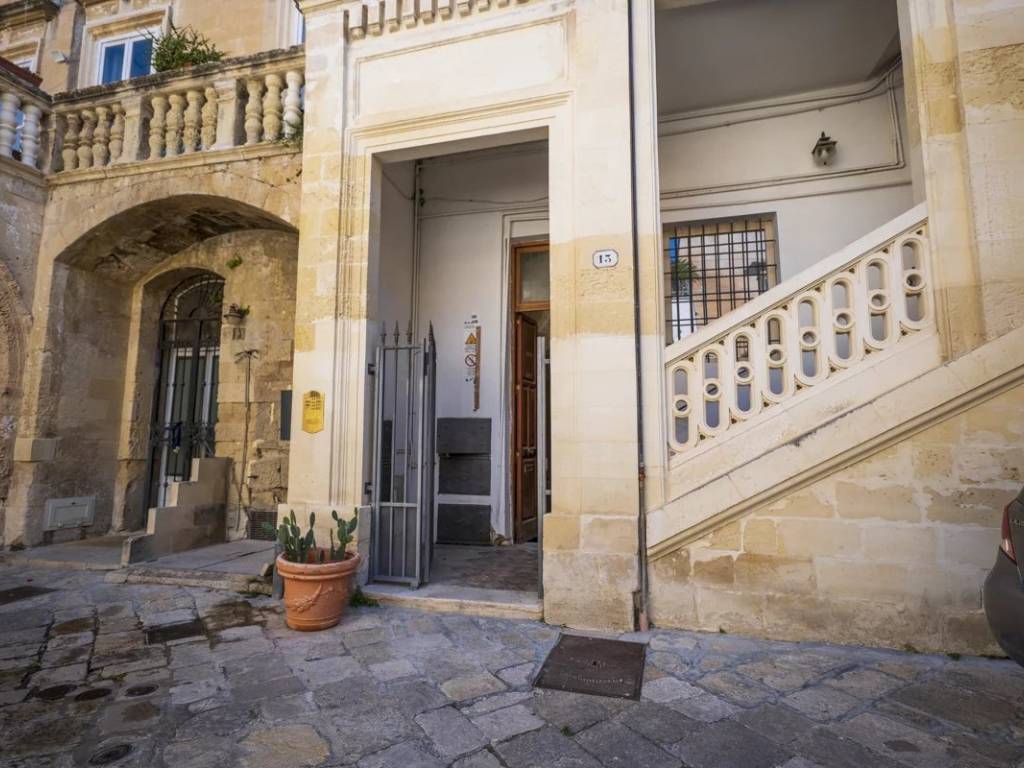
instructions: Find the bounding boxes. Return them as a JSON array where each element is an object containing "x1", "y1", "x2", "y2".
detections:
[{"x1": 147, "y1": 24, "x2": 225, "y2": 73}]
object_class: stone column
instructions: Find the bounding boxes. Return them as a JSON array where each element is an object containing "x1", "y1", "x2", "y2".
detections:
[
  {"x1": 542, "y1": 0, "x2": 642, "y2": 631},
  {"x1": 901, "y1": 0, "x2": 990, "y2": 358},
  {"x1": 284, "y1": 0, "x2": 353, "y2": 537}
]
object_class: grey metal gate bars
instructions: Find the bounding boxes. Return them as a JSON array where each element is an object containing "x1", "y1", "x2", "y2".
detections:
[{"x1": 370, "y1": 324, "x2": 437, "y2": 587}]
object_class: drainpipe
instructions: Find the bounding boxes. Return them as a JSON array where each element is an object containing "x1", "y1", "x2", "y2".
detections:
[{"x1": 626, "y1": 0, "x2": 650, "y2": 632}]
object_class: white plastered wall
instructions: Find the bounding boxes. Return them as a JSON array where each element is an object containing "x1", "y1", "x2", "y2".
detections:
[{"x1": 658, "y1": 70, "x2": 917, "y2": 279}]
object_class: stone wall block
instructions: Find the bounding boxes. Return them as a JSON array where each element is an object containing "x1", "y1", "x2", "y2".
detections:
[
  {"x1": 835, "y1": 482, "x2": 922, "y2": 522},
  {"x1": 742, "y1": 518, "x2": 780, "y2": 555},
  {"x1": 733, "y1": 554, "x2": 816, "y2": 595},
  {"x1": 697, "y1": 588, "x2": 766, "y2": 635},
  {"x1": 691, "y1": 554, "x2": 735, "y2": 587},
  {"x1": 777, "y1": 518, "x2": 863, "y2": 558}
]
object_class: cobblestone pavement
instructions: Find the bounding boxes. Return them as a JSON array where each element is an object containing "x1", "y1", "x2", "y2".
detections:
[{"x1": 2, "y1": 566, "x2": 1023, "y2": 768}]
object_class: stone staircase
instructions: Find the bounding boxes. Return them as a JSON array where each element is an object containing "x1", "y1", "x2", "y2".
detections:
[{"x1": 648, "y1": 201, "x2": 1009, "y2": 556}]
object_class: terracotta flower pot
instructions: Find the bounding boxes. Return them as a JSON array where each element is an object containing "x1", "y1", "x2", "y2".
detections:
[{"x1": 276, "y1": 549, "x2": 361, "y2": 631}]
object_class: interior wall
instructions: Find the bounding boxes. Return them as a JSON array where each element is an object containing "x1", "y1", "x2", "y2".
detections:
[
  {"x1": 658, "y1": 74, "x2": 916, "y2": 280},
  {"x1": 401, "y1": 143, "x2": 549, "y2": 539}
]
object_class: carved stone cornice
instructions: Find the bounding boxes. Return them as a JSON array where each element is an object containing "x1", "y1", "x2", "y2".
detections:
[{"x1": 0, "y1": 0, "x2": 60, "y2": 29}]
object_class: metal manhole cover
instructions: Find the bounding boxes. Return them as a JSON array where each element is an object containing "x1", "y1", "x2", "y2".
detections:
[
  {"x1": 89, "y1": 744, "x2": 134, "y2": 765},
  {"x1": 534, "y1": 634, "x2": 646, "y2": 700},
  {"x1": 0, "y1": 585, "x2": 56, "y2": 606},
  {"x1": 144, "y1": 619, "x2": 204, "y2": 645}
]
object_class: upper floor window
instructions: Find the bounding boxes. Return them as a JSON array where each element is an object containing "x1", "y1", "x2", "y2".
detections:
[
  {"x1": 664, "y1": 214, "x2": 779, "y2": 343},
  {"x1": 97, "y1": 33, "x2": 154, "y2": 85}
]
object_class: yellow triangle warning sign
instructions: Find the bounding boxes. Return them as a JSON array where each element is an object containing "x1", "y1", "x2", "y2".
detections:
[{"x1": 465, "y1": 333, "x2": 478, "y2": 345}]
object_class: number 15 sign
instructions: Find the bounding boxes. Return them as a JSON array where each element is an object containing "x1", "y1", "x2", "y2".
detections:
[{"x1": 592, "y1": 249, "x2": 619, "y2": 269}]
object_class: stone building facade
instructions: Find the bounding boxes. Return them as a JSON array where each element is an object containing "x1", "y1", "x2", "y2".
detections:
[{"x1": 0, "y1": 0, "x2": 1021, "y2": 656}]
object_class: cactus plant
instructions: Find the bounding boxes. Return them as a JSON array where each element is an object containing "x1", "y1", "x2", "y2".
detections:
[{"x1": 264, "y1": 509, "x2": 358, "y2": 563}]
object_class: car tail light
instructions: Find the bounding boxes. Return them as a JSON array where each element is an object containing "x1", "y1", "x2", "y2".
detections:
[{"x1": 1001, "y1": 503, "x2": 1017, "y2": 564}]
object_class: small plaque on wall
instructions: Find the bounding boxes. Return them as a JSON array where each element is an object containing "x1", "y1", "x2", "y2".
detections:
[{"x1": 301, "y1": 391, "x2": 325, "y2": 434}]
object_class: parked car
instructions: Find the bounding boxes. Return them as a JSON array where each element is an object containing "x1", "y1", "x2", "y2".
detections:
[{"x1": 983, "y1": 485, "x2": 1024, "y2": 666}]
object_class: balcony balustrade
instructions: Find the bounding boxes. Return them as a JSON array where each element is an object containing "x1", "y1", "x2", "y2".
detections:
[
  {"x1": 0, "y1": 67, "x2": 51, "y2": 172},
  {"x1": 50, "y1": 47, "x2": 304, "y2": 174}
]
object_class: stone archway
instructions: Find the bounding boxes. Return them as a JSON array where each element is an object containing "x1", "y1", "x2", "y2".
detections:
[
  {"x1": 6, "y1": 194, "x2": 299, "y2": 547},
  {"x1": 0, "y1": 262, "x2": 29, "y2": 547}
]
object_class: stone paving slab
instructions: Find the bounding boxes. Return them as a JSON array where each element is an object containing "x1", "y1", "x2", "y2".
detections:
[{"x1": 0, "y1": 563, "x2": 1022, "y2": 768}]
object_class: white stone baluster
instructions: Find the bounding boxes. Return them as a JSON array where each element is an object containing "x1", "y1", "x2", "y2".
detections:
[
  {"x1": 165, "y1": 93, "x2": 185, "y2": 157},
  {"x1": 283, "y1": 70, "x2": 304, "y2": 140},
  {"x1": 262, "y1": 73, "x2": 283, "y2": 143},
  {"x1": 438, "y1": 0, "x2": 454, "y2": 18},
  {"x1": 149, "y1": 95, "x2": 168, "y2": 158},
  {"x1": 20, "y1": 103, "x2": 43, "y2": 168},
  {"x1": 93, "y1": 105, "x2": 110, "y2": 167},
  {"x1": 77, "y1": 109, "x2": 95, "y2": 169},
  {"x1": 61, "y1": 112, "x2": 80, "y2": 171},
  {"x1": 109, "y1": 103, "x2": 125, "y2": 161},
  {"x1": 0, "y1": 91, "x2": 20, "y2": 159},
  {"x1": 183, "y1": 89, "x2": 202, "y2": 153},
  {"x1": 200, "y1": 86, "x2": 217, "y2": 150},
  {"x1": 244, "y1": 79, "x2": 264, "y2": 145},
  {"x1": 20, "y1": 102, "x2": 43, "y2": 168}
]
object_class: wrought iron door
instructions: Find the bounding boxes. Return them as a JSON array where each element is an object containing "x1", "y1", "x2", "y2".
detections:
[
  {"x1": 370, "y1": 324, "x2": 436, "y2": 587},
  {"x1": 145, "y1": 274, "x2": 224, "y2": 510}
]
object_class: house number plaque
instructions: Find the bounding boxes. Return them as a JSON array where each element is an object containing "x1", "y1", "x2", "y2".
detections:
[
  {"x1": 592, "y1": 249, "x2": 619, "y2": 269},
  {"x1": 301, "y1": 391, "x2": 325, "y2": 434}
]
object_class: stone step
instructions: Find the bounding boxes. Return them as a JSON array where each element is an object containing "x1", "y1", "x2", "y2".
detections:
[
  {"x1": 362, "y1": 582, "x2": 543, "y2": 621},
  {"x1": 107, "y1": 566, "x2": 273, "y2": 596}
]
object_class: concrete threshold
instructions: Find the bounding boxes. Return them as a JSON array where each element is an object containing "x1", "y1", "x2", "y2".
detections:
[{"x1": 362, "y1": 581, "x2": 543, "y2": 621}]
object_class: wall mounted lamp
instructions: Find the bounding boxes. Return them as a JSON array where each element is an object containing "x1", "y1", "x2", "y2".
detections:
[{"x1": 812, "y1": 131, "x2": 837, "y2": 166}]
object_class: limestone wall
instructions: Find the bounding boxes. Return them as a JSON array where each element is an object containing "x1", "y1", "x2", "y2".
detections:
[
  {"x1": 649, "y1": 383, "x2": 1024, "y2": 655},
  {"x1": 0, "y1": 160, "x2": 43, "y2": 547}
]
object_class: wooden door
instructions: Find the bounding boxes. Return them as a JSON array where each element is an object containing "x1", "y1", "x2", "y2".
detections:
[{"x1": 513, "y1": 313, "x2": 539, "y2": 541}]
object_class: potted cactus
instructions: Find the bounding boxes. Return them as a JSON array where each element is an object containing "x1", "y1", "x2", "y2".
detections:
[{"x1": 271, "y1": 510, "x2": 360, "y2": 631}]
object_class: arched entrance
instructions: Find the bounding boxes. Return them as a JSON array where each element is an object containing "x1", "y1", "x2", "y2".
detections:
[{"x1": 146, "y1": 273, "x2": 225, "y2": 509}]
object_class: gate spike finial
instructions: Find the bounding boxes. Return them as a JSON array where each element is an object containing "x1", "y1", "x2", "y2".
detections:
[
  {"x1": 380, "y1": 322, "x2": 387, "y2": 344},
  {"x1": 393, "y1": 322, "x2": 400, "y2": 345},
  {"x1": 406, "y1": 319, "x2": 413, "y2": 344}
]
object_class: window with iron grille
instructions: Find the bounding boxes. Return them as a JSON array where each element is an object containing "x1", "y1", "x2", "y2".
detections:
[{"x1": 664, "y1": 214, "x2": 779, "y2": 343}]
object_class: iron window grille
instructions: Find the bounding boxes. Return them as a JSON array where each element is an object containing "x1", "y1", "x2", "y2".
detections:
[{"x1": 664, "y1": 215, "x2": 779, "y2": 344}]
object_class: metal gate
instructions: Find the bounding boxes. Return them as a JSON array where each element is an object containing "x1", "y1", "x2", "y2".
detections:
[
  {"x1": 145, "y1": 273, "x2": 224, "y2": 511},
  {"x1": 370, "y1": 324, "x2": 436, "y2": 587}
]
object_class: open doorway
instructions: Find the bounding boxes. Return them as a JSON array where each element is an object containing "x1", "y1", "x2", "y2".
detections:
[{"x1": 370, "y1": 138, "x2": 549, "y2": 600}]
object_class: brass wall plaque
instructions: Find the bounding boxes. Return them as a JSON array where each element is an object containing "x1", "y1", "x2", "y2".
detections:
[{"x1": 301, "y1": 391, "x2": 325, "y2": 434}]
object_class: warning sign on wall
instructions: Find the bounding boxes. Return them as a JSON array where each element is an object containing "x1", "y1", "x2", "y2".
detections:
[{"x1": 464, "y1": 314, "x2": 481, "y2": 412}]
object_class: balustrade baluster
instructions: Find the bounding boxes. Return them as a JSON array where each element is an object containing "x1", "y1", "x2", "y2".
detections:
[
  {"x1": 165, "y1": 93, "x2": 185, "y2": 157},
  {"x1": 109, "y1": 104, "x2": 125, "y2": 161},
  {"x1": 93, "y1": 105, "x2": 110, "y2": 166},
  {"x1": 61, "y1": 112, "x2": 80, "y2": 171},
  {"x1": 77, "y1": 109, "x2": 95, "y2": 169},
  {"x1": 244, "y1": 79, "x2": 264, "y2": 145},
  {"x1": 20, "y1": 103, "x2": 42, "y2": 168},
  {"x1": 0, "y1": 91, "x2": 21, "y2": 159},
  {"x1": 149, "y1": 95, "x2": 168, "y2": 158},
  {"x1": 200, "y1": 86, "x2": 218, "y2": 150},
  {"x1": 283, "y1": 71, "x2": 303, "y2": 140},
  {"x1": 183, "y1": 89, "x2": 202, "y2": 153},
  {"x1": 262, "y1": 74, "x2": 283, "y2": 143}
]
